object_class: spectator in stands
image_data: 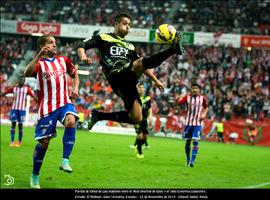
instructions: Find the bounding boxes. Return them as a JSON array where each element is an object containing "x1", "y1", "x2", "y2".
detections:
[{"x1": 2, "y1": 0, "x2": 269, "y2": 34}]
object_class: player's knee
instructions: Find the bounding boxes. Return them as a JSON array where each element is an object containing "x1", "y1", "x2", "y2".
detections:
[
  {"x1": 137, "y1": 133, "x2": 143, "y2": 139},
  {"x1": 132, "y1": 57, "x2": 144, "y2": 75},
  {"x1": 133, "y1": 57, "x2": 143, "y2": 68},
  {"x1": 18, "y1": 123, "x2": 23, "y2": 129},
  {"x1": 65, "y1": 116, "x2": 76, "y2": 128},
  {"x1": 186, "y1": 140, "x2": 192, "y2": 146},
  {"x1": 39, "y1": 138, "x2": 50, "y2": 149},
  {"x1": 65, "y1": 121, "x2": 76, "y2": 128},
  {"x1": 11, "y1": 122, "x2": 16, "y2": 128},
  {"x1": 143, "y1": 134, "x2": 147, "y2": 140},
  {"x1": 193, "y1": 140, "x2": 199, "y2": 146},
  {"x1": 132, "y1": 115, "x2": 143, "y2": 124}
]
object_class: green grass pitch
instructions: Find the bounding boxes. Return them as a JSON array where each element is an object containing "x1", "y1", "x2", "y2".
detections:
[{"x1": 1, "y1": 125, "x2": 270, "y2": 189}]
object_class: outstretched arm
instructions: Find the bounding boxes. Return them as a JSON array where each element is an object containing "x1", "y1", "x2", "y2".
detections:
[
  {"x1": 70, "y1": 69, "x2": 79, "y2": 100},
  {"x1": 77, "y1": 37, "x2": 98, "y2": 65},
  {"x1": 1, "y1": 87, "x2": 13, "y2": 97},
  {"x1": 27, "y1": 87, "x2": 38, "y2": 102},
  {"x1": 200, "y1": 96, "x2": 208, "y2": 120},
  {"x1": 77, "y1": 47, "x2": 92, "y2": 65},
  {"x1": 144, "y1": 69, "x2": 164, "y2": 92},
  {"x1": 200, "y1": 107, "x2": 208, "y2": 120}
]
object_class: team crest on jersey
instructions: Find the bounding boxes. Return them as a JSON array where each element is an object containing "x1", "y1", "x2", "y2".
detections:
[{"x1": 42, "y1": 70, "x2": 65, "y2": 80}]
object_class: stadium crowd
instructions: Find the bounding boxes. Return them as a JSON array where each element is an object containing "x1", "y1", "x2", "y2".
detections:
[
  {"x1": 1, "y1": 0, "x2": 269, "y2": 35},
  {"x1": 1, "y1": 0, "x2": 269, "y2": 122},
  {"x1": 1, "y1": 34, "x2": 269, "y2": 122}
]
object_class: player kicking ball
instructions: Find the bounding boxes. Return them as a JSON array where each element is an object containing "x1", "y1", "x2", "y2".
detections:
[{"x1": 77, "y1": 13, "x2": 183, "y2": 158}]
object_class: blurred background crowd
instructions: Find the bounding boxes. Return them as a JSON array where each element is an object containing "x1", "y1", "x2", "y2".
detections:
[
  {"x1": 1, "y1": 0, "x2": 269, "y2": 123},
  {"x1": 2, "y1": 0, "x2": 269, "y2": 34}
]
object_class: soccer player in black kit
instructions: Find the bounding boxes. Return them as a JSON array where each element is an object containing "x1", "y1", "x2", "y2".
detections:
[
  {"x1": 77, "y1": 13, "x2": 184, "y2": 157},
  {"x1": 132, "y1": 82, "x2": 152, "y2": 158}
]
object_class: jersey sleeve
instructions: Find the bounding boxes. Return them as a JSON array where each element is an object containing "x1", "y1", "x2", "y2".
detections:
[
  {"x1": 27, "y1": 86, "x2": 36, "y2": 98},
  {"x1": 177, "y1": 95, "x2": 187, "y2": 105},
  {"x1": 202, "y1": 96, "x2": 208, "y2": 108},
  {"x1": 64, "y1": 57, "x2": 76, "y2": 78},
  {"x1": 2, "y1": 87, "x2": 14, "y2": 95},
  {"x1": 145, "y1": 97, "x2": 151, "y2": 110},
  {"x1": 129, "y1": 50, "x2": 140, "y2": 61},
  {"x1": 31, "y1": 62, "x2": 40, "y2": 77},
  {"x1": 78, "y1": 34, "x2": 102, "y2": 50}
]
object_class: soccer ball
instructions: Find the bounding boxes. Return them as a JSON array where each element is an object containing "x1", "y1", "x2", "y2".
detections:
[{"x1": 155, "y1": 24, "x2": 176, "y2": 44}]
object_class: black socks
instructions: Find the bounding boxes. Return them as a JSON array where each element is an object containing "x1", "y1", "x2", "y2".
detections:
[
  {"x1": 98, "y1": 111, "x2": 135, "y2": 124},
  {"x1": 142, "y1": 48, "x2": 175, "y2": 69}
]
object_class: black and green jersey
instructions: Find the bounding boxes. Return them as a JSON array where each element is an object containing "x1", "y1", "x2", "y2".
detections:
[
  {"x1": 80, "y1": 33, "x2": 139, "y2": 78},
  {"x1": 141, "y1": 96, "x2": 151, "y2": 119}
]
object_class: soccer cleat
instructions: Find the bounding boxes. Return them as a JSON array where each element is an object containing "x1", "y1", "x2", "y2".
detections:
[
  {"x1": 15, "y1": 141, "x2": 22, "y2": 147},
  {"x1": 30, "y1": 174, "x2": 41, "y2": 189},
  {"x1": 136, "y1": 153, "x2": 144, "y2": 159},
  {"x1": 135, "y1": 146, "x2": 144, "y2": 158},
  {"x1": 9, "y1": 142, "x2": 16, "y2": 147},
  {"x1": 188, "y1": 162, "x2": 194, "y2": 167},
  {"x1": 172, "y1": 32, "x2": 185, "y2": 55},
  {"x1": 59, "y1": 158, "x2": 72, "y2": 173},
  {"x1": 144, "y1": 145, "x2": 150, "y2": 150},
  {"x1": 87, "y1": 109, "x2": 99, "y2": 130},
  {"x1": 129, "y1": 145, "x2": 136, "y2": 149}
]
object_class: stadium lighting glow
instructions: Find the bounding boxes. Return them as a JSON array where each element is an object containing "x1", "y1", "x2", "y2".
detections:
[{"x1": 77, "y1": 70, "x2": 90, "y2": 75}]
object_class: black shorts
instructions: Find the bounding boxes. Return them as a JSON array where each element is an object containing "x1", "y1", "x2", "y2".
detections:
[
  {"x1": 108, "y1": 67, "x2": 141, "y2": 113},
  {"x1": 217, "y1": 132, "x2": 224, "y2": 138},
  {"x1": 135, "y1": 119, "x2": 149, "y2": 134}
]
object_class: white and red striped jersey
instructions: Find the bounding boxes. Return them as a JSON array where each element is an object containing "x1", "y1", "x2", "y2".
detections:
[
  {"x1": 178, "y1": 94, "x2": 208, "y2": 126},
  {"x1": 3, "y1": 85, "x2": 35, "y2": 111},
  {"x1": 31, "y1": 56, "x2": 76, "y2": 118}
]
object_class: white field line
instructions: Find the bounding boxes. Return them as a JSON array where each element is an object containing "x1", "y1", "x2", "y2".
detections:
[{"x1": 241, "y1": 181, "x2": 270, "y2": 189}]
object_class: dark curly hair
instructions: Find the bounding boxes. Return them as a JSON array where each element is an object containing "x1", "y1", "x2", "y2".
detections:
[{"x1": 113, "y1": 13, "x2": 131, "y2": 25}]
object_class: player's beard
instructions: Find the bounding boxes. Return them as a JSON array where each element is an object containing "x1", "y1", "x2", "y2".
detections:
[
  {"x1": 47, "y1": 50, "x2": 56, "y2": 57},
  {"x1": 119, "y1": 29, "x2": 128, "y2": 38},
  {"x1": 191, "y1": 91, "x2": 199, "y2": 96}
]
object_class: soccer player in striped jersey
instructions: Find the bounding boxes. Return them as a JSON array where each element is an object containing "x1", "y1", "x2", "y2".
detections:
[
  {"x1": 24, "y1": 35, "x2": 79, "y2": 189},
  {"x1": 1, "y1": 76, "x2": 36, "y2": 147},
  {"x1": 176, "y1": 82, "x2": 208, "y2": 167}
]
